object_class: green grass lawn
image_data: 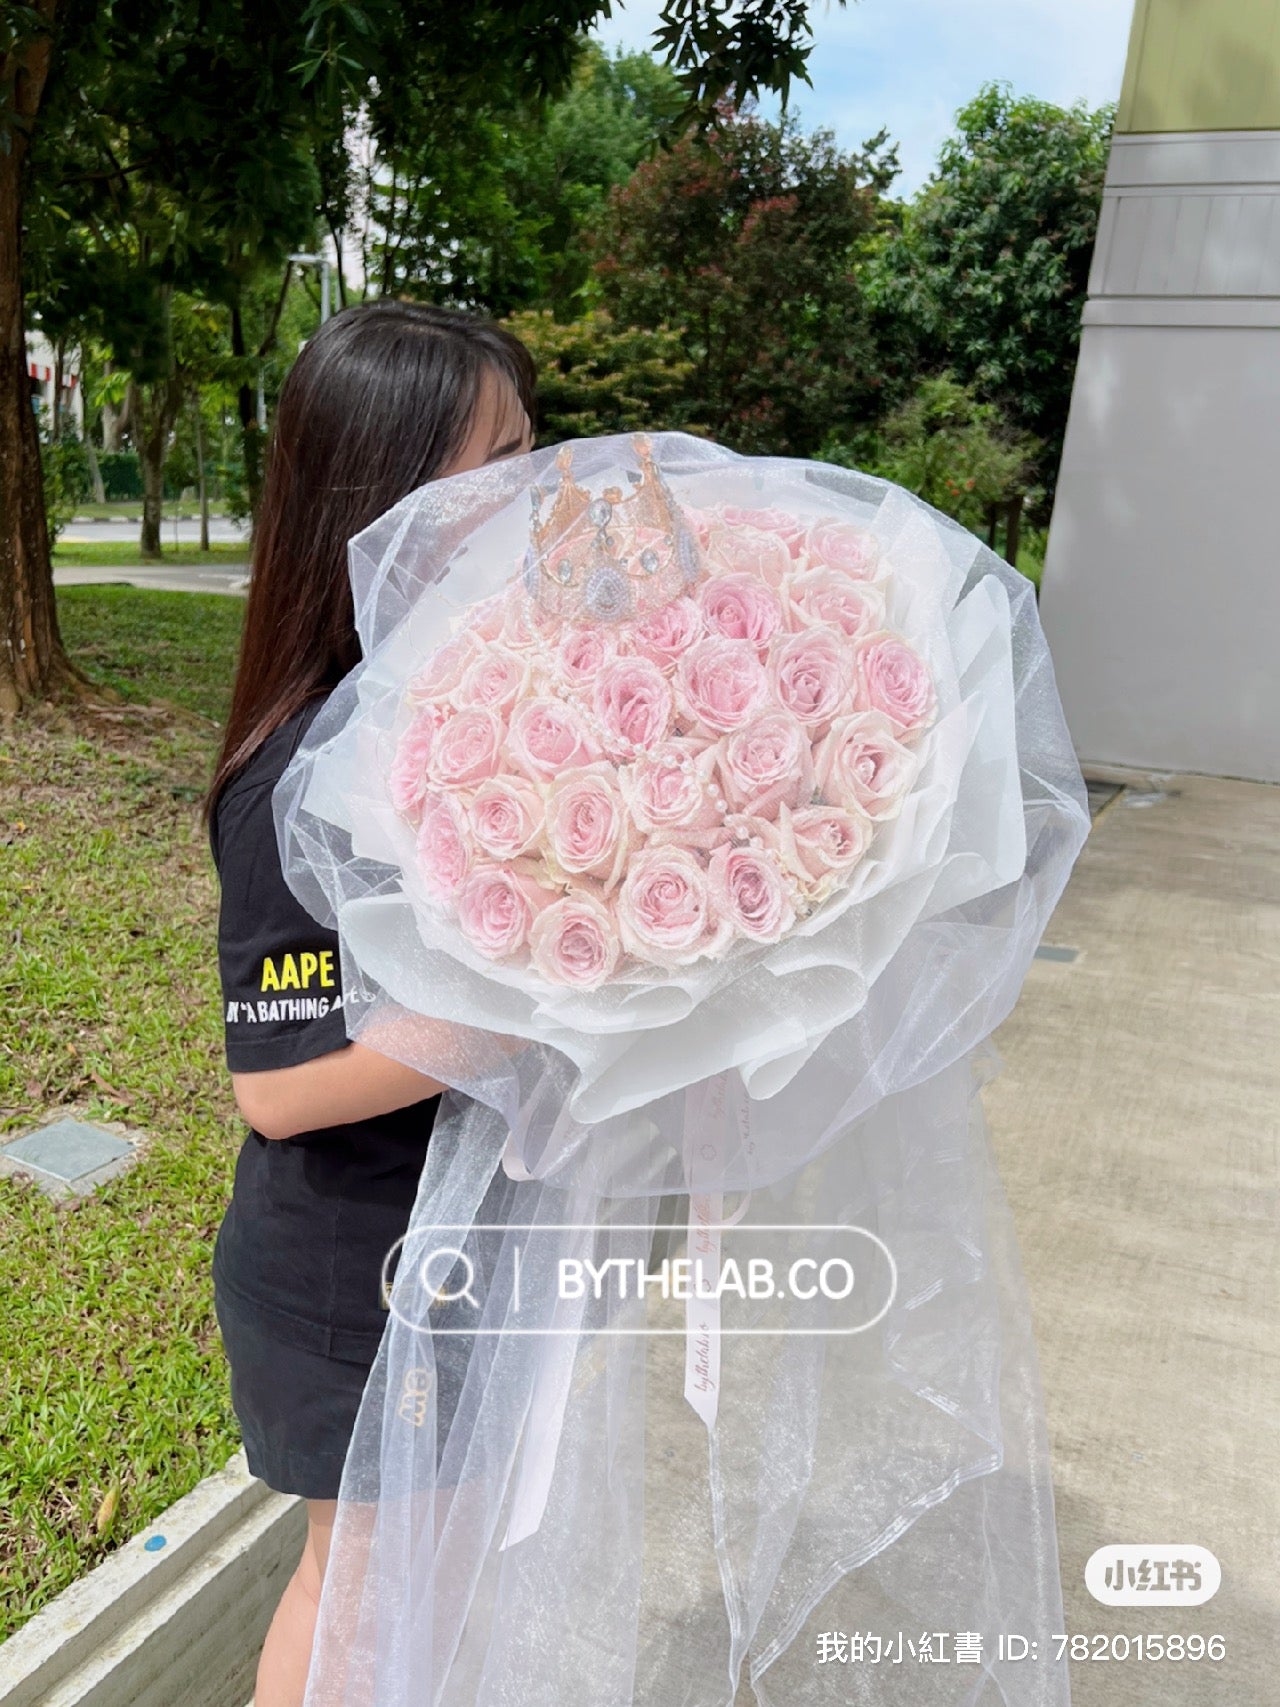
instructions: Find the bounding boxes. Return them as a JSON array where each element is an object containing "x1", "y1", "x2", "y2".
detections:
[
  {"x1": 70, "y1": 501, "x2": 232, "y2": 523},
  {"x1": 53, "y1": 541, "x2": 249, "y2": 569},
  {"x1": 0, "y1": 587, "x2": 247, "y2": 1639},
  {"x1": 56, "y1": 585, "x2": 245, "y2": 721}
]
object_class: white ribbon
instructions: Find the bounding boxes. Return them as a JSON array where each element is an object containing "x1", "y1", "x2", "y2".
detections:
[
  {"x1": 495, "y1": 1072, "x2": 753, "y2": 1547},
  {"x1": 682, "y1": 1075, "x2": 753, "y2": 1432}
]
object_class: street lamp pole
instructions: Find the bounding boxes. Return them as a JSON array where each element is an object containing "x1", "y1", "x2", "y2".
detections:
[{"x1": 288, "y1": 251, "x2": 332, "y2": 324}]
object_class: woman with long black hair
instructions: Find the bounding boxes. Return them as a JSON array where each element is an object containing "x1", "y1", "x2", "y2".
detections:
[{"x1": 201, "y1": 300, "x2": 535, "y2": 1707}]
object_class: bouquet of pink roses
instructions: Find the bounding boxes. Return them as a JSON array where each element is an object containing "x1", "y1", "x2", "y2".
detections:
[
  {"x1": 386, "y1": 443, "x2": 936, "y2": 989},
  {"x1": 276, "y1": 430, "x2": 1091, "y2": 1707}
]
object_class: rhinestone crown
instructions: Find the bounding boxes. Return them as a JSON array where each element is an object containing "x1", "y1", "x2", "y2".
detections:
[{"x1": 522, "y1": 436, "x2": 704, "y2": 624}]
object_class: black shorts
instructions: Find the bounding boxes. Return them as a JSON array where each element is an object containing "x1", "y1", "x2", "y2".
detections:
[{"x1": 213, "y1": 1280, "x2": 381, "y2": 1501}]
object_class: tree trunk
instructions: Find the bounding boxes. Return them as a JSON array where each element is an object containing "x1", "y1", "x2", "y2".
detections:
[
  {"x1": 81, "y1": 347, "x2": 108, "y2": 502},
  {"x1": 85, "y1": 428, "x2": 106, "y2": 504},
  {"x1": 139, "y1": 441, "x2": 164, "y2": 557},
  {"x1": 231, "y1": 303, "x2": 264, "y2": 523},
  {"x1": 134, "y1": 373, "x2": 182, "y2": 560},
  {"x1": 0, "y1": 1, "x2": 90, "y2": 714},
  {"x1": 101, "y1": 390, "x2": 123, "y2": 453},
  {"x1": 194, "y1": 396, "x2": 209, "y2": 551},
  {"x1": 986, "y1": 505, "x2": 1000, "y2": 550},
  {"x1": 132, "y1": 358, "x2": 183, "y2": 560},
  {"x1": 1003, "y1": 493, "x2": 1024, "y2": 570}
]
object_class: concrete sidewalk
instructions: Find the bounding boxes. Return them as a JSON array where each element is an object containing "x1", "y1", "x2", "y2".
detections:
[
  {"x1": 985, "y1": 764, "x2": 1279, "y2": 1706},
  {"x1": 203, "y1": 765, "x2": 1280, "y2": 1707},
  {"x1": 54, "y1": 565, "x2": 249, "y2": 597}
]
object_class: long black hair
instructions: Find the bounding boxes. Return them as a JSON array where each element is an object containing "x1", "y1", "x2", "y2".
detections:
[{"x1": 205, "y1": 299, "x2": 536, "y2": 819}]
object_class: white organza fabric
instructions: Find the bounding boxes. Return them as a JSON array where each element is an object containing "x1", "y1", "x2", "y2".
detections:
[{"x1": 275, "y1": 433, "x2": 1089, "y2": 1707}]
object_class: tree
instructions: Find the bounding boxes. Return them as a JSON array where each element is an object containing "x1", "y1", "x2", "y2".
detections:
[
  {"x1": 825, "y1": 372, "x2": 1039, "y2": 556},
  {"x1": 594, "y1": 106, "x2": 897, "y2": 456},
  {"x1": 869, "y1": 82, "x2": 1112, "y2": 500},
  {"x1": 316, "y1": 44, "x2": 684, "y2": 320},
  {"x1": 503, "y1": 309, "x2": 696, "y2": 442},
  {"x1": 499, "y1": 46, "x2": 687, "y2": 317},
  {"x1": 24, "y1": 4, "x2": 321, "y2": 554},
  {"x1": 1, "y1": 0, "x2": 74, "y2": 711},
  {"x1": 3, "y1": 0, "x2": 853, "y2": 712}
]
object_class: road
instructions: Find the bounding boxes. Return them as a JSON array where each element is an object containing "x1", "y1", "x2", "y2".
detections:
[{"x1": 62, "y1": 514, "x2": 250, "y2": 547}]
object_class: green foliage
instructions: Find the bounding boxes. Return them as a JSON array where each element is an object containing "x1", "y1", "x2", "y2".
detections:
[
  {"x1": 97, "y1": 452, "x2": 143, "y2": 502},
  {"x1": 826, "y1": 373, "x2": 1038, "y2": 531},
  {"x1": 652, "y1": 0, "x2": 849, "y2": 113},
  {"x1": 503, "y1": 310, "x2": 698, "y2": 442},
  {"x1": 594, "y1": 106, "x2": 898, "y2": 455},
  {"x1": 868, "y1": 82, "x2": 1112, "y2": 495},
  {"x1": 353, "y1": 44, "x2": 684, "y2": 318},
  {"x1": 41, "y1": 434, "x2": 92, "y2": 543}
]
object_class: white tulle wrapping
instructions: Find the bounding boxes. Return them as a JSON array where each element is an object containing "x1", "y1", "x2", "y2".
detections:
[{"x1": 275, "y1": 433, "x2": 1089, "y2": 1706}]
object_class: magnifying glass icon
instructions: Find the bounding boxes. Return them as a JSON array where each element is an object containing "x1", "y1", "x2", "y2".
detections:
[{"x1": 420, "y1": 1245, "x2": 479, "y2": 1310}]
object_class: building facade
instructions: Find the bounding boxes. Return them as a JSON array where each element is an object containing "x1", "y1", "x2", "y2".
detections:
[
  {"x1": 1041, "y1": 0, "x2": 1280, "y2": 782},
  {"x1": 25, "y1": 328, "x2": 83, "y2": 434}
]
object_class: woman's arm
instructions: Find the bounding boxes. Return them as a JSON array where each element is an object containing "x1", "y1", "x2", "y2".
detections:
[{"x1": 232, "y1": 1041, "x2": 446, "y2": 1141}]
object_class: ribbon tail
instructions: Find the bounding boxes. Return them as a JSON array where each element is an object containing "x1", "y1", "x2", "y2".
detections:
[
  {"x1": 500, "y1": 1326, "x2": 578, "y2": 1550},
  {"x1": 684, "y1": 1190, "x2": 722, "y2": 1431}
]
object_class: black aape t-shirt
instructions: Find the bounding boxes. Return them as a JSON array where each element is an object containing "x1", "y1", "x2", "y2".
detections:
[{"x1": 209, "y1": 696, "x2": 440, "y2": 1361}]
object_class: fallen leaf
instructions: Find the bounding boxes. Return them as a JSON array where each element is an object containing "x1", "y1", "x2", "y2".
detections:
[{"x1": 95, "y1": 1487, "x2": 119, "y2": 1535}]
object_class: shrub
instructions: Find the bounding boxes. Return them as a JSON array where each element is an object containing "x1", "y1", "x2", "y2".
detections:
[
  {"x1": 98, "y1": 450, "x2": 143, "y2": 501},
  {"x1": 503, "y1": 310, "x2": 699, "y2": 445}
]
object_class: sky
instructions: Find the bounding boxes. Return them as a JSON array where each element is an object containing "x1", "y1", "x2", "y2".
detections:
[{"x1": 593, "y1": 0, "x2": 1136, "y2": 195}]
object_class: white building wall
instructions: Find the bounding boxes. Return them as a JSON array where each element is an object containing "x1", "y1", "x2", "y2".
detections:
[
  {"x1": 25, "y1": 328, "x2": 84, "y2": 434},
  {"x1": 1041, "y1": 131, "x2": 1280, "y2": 783}
]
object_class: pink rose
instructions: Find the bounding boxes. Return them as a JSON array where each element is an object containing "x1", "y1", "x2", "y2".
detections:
[
  {"x1": 628, "y1": 740, "x2": 727, "y2": 833},
  {"x1": 806, "y1": 518, "x2": 882, "y2": 583},
  {"x1": 624, "y1": 596, "x2": 704, "y2": 673},
  {"x1": 467, "y1": 776, "x2": 545, "y2": 860},
  {"x1": 529, "y1": 892, "x2": 621, "y2": 989},
  {"x1": 719, "y1": 505, "x2": 808, "y2": 557},
  {"x1": 623, "y1": 740, "x2": 721, "y2": 837},
  {"x1": 703, "y1": 525, "x2": 792, "y2": 589},
  {"x1": 408, "y1": 631, "x2": 477, "y2": 702},
  {"x1": 415, "y1": 791, "x2": 472, "y2": 898},
  {"x1": 501, "y1": 586, "x2": 547, "y2": 651},
  {"x1": 854, "y1": 635, "x2": 936, "y2": 734},
  {"x1": 813, "y1": 711, "x2": 921, "y2": 819},
  {"x1": 786, "y1": 568, "x2": 884, "y2": 641},
  {"x1": 768, "y1": 629, "x2": 854, "y2": 734},
  {"x1": 716, "y1": 711, "x2": 813, "y2": 819},
  {"x1": 592, "y1": 656, "x2": 673, "y2": 758},
  {"x1": 455, "y1": 864, "x2": 553, "y2": 960},
  {"x1": 680, "y1": 507, "x2": 717, "y2": 549},
  {"x1": 696, "y1": 572, "x2": 783, "y2": 650},
  {"x1": 389, "y1": 704, "x2": 444, "y2": 822},
  {"x1": 506, "y1": 696, "x2": 602, "y2": 782},
  {"x1": 707, "y1": 843, "x2": 795, "y2": 944},
  {"x1": 426, "y1": 707, "x2": 505, "y2": 788},
  {"x1": 777, "y1": 802, "x2": 872, "y2": 887},
  {"x1": 617, "y1": 845, "x2": 728, "y2": 968},
  {"x1": 454, "y1": 644, "x2": 529, "y2": 715},
  {"x1": 545, "y1": 765, "x2": 632, "y2": 889},
  {"x1": 557, "y1": 625, "x2": 617, "y2": 689},
  {"x1": 466, "y1": 592, "x2": 507, "y2": 644},
  {"x1": 676, "y1": 636, "x2": 770, "y2": 735}
]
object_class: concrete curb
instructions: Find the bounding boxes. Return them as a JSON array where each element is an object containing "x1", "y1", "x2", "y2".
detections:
[{"x1": 0, "y1": 1452, "x2": 303, "y2": 1707}]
